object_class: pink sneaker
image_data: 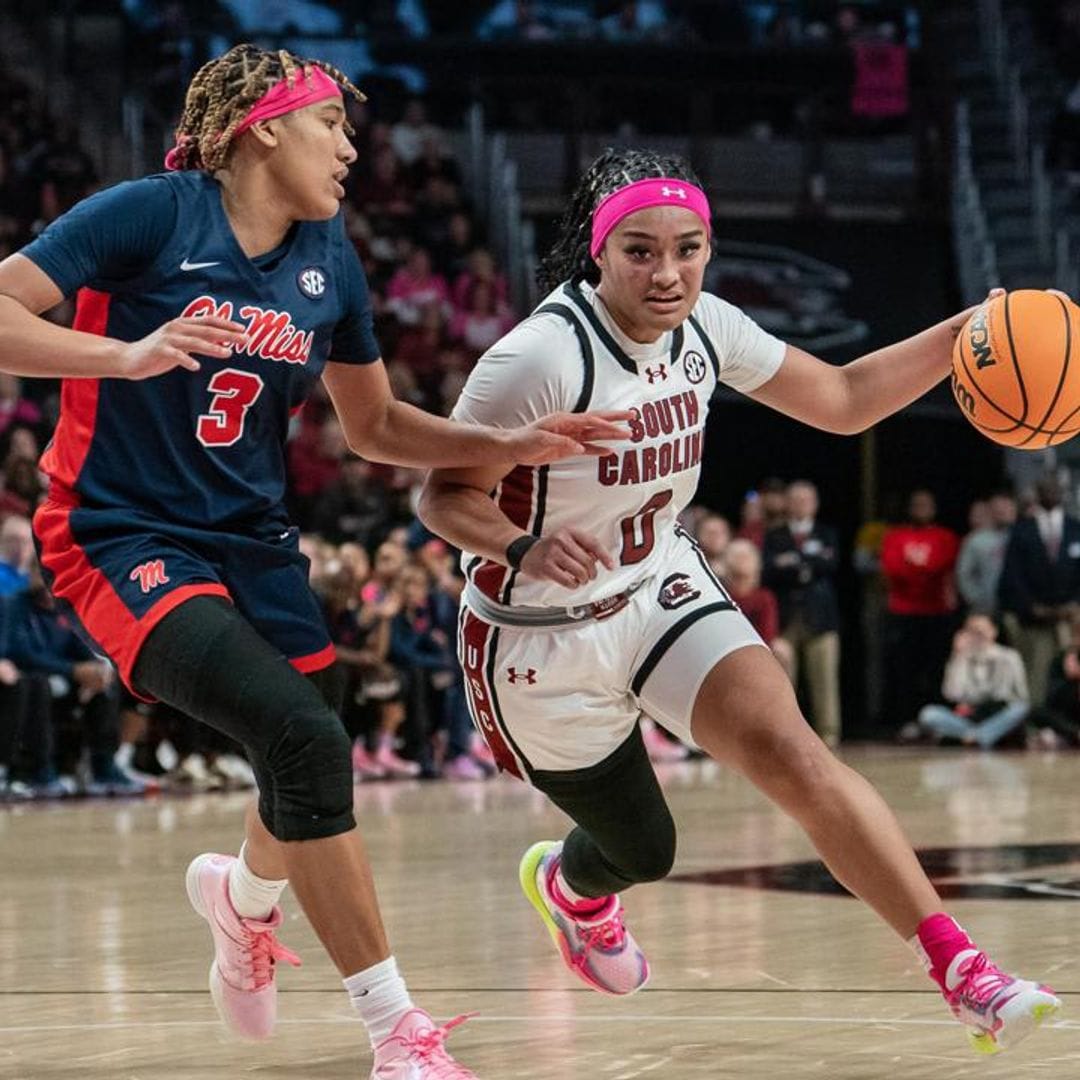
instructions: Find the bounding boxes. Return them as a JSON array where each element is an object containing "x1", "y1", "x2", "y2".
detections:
[
  {"x1": 469, "y1": 733, "x2": 497, "y2": 771},
  {"x1": 443, "y1": 754, "x2": 487, "y2": 781},
  {"x1": 518, "y1": 841, "x2": 648, "y2": 996},
  {"x1": 371, "y1": 1008, "x2": 478, "y2": 1078},
  {"x1": 185, "y1": 853, "x2": 301, "y2": 1040},
  {"x1": 945, "y1": 949, "x2": 1060, "y2": 1053},
  {"x1": 641, "y1": 718, "x2": 689, "y2": 763},
  {"x1": 353, "y1": 742, "x2": 386, "y2": 780},
  {"x1": 373, "y1": 742, "x2": 422, "y2": 779}
]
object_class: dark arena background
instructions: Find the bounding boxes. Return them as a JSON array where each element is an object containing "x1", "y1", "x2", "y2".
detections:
[{"x1": 2, "y1": 2, "x2": 1080, "y2": 1078}]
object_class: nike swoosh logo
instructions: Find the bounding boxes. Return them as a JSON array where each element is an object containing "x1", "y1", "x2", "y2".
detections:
[{"x1": 180, "y1": 258, "x2": 221, "y2": 271}]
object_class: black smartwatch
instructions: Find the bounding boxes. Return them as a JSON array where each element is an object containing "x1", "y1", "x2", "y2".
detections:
[{"x1": 506, "y1": 534, "x2": 540, "y2": 569}]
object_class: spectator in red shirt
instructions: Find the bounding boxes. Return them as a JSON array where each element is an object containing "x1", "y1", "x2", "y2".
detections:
[
  {"x1": 286, "y1": 417, "x2": 348, "y2": 530},
  {"x1": 735, "y1": 476, "x2": 787, "y2": 549},
  {"x1": 723, "y1": 538, "x2": 794, "y2": 680},
  {"x1": 881, "y1": 488, "x2": 960, "y2": 736}
]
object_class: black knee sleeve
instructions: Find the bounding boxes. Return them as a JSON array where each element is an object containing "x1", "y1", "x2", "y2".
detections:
[
  {"x1": 257, "y1": 704, "x2": 353, "y2": 840},
  {"x1": 305, "y1": 661, "x2": 347, "y2": 715},
  {"x1": 133, "y1": 597, "x2": 355, "y2": 841},
  {"x1": 531, "y1": 725, "x2": 677, "y2": 896}
]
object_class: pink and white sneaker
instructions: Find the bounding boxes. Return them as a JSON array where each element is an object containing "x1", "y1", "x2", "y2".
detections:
[
  {"x1": 945, "y1": 949, "x2": 1060, "y2": 1054},
  {"x1": 373, "y1": 742, "x2": 421, "y2": 779},
  {"x1": 469, "y1": 733, "x2": 498, "y2": 773},
  {"x1": 371, "y1": 1008, "x2": 478, "y2": 1078},
  {"x1": 443, "y1": 754, "x2": 488, "y2": 781},
  {"x1": 185, "y1": 852, "x2": 301, "y2": 1040},
  {"x1": 353, "y1": 742, "x2": 387, "y2": 781},
  {"x1": 518, "y1": 840, "x2": 649, "y2": 996}
]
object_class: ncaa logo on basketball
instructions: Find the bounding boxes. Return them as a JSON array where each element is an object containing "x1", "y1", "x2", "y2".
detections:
[
  {"x1": 297, "y1": 267, "x2": 326, "y2": 299},
  {"x1": 658, "y1": 572, "x2": 701, "y2": 610},
  {"x1": 683, "y1": 351, "x2": 707, "y2": 384}
]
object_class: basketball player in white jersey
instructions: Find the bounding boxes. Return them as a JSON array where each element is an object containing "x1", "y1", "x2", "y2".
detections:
[{"x1": 420, "y1": 148, "x2": 1059, "y2": 1055}]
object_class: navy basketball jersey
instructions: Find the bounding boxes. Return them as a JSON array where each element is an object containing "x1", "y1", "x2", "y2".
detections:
[{"x1": 24, "y1": 170, "x2": 380, "y2": 528}]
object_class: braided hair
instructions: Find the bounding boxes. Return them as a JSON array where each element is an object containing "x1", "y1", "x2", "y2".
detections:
[
  {"x1": 537, "y1": 147, "x2": 706, "y2": 292},
  {"x1": 169, "y1": 43, "x2": 365, "y2": 173}
]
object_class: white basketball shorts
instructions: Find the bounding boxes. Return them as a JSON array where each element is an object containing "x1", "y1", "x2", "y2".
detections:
[{"x1": 458, "y1": 529, "x2": 766, "y2": 776}]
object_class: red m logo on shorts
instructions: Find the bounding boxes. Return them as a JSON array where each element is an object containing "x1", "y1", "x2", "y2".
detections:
[
  {"x1": 130, "y1": 559, "x2": 170, "y2": 594},
  {"x1": 507, "y1": 667, "x2": 538, "y2": 685}
]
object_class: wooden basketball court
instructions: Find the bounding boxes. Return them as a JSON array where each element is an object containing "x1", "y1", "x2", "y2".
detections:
[{"x1": 4, "y1": 746, "x2": 1079, "y2": 1078}]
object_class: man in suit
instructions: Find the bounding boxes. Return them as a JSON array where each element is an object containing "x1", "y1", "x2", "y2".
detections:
[
  {"x1": 762, "y1": 480, "x2": 842, "y2": 746},
  {"x1": 999, "y1": 474, "x2": 1080, "y2": 706}
]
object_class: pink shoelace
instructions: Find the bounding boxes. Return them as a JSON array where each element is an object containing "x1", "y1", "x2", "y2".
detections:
[
  {"x1": 947, "y1": 952, "x2": 1014, "y2": 1016},
  {"x1": 396, "y1": 1013, "x2": 477, "y2": 1078},
  {"x1": 577, "y1": 907, "x2": 627, "y2": 953},
  {"x1": 240, "y1": 920, "x2": 301, "y2": 990}
]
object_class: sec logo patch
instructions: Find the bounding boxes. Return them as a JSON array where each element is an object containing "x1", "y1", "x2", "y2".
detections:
[
  {"x1": 298, "y1": 267, "x2": 327, "y2": 299},
  {"x1": 683, "y1": 350, "x2": 707, "y2": 384}
]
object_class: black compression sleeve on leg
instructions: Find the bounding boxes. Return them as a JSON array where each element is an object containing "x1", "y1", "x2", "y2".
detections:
[
  {"x1": 530, "y1": 724, "x2": 677, "y2": 897},
  {"x1": 132, "y1": 596, "x2": 355, "y2": 841},
  {"x1": 306, "y1": 661, "x2": 347, "y2": 715}
]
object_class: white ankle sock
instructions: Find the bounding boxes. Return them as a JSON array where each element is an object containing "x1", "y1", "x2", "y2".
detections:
[
  {"x1": 344, "y1": 956, "x2": 414, "y2": 1045},
  {"x1": 227, "y1": 842, "x2": 287, "y2": 920}
]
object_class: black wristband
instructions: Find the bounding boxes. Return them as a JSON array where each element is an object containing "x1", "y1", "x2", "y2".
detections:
[{"x1": 506, "y1": 534, "x2": 540, "y2": 570}]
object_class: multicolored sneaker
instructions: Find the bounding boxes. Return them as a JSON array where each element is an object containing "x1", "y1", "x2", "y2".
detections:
[
  {"x1": 518, "y1": 840, "x2": 649, "y2": 996},
  {"x1": 945, "y1": 949, "x2": 1060, "y2": 1053},
  {"x1": 370, "y1": 1008, "x2": 478, "y2": 1078},
  {"x1": 185, "y1": 852, "x2": 301, "y2": 1041}
]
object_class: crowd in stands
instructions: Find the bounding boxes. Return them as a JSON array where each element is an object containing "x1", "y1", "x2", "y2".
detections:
[
  {"x1": 1041, "y1": 1, "x2": 1080, "y2": 195},
  {"x1": 3, "y1": 9, "x2": 1080, "y2": 803},
  {"x1": 686, "y1": 474, "x2": 1080, "y2": 758}
]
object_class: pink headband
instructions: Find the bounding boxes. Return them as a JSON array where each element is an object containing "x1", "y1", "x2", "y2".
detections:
[
  {"x1": 589, "y1": 177, "x2": 711, "y2": 259},
  {"x1": 165, "y1": 66, "x2": 344, "y2": 170}
]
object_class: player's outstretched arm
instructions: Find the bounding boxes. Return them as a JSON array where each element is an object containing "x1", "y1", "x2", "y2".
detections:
[
  {"x1": 323, "y1": 359, "x2": 629, "y2": 470},
  {"x1": 418, "y1": 460, "x2": 613, "y2": 590},
  {"x1": 747, "y1": 288, "x2": 1008, "y2": 435},
  {"x1": 0, "y1": 254, "x2": 247, "y2": 379}
]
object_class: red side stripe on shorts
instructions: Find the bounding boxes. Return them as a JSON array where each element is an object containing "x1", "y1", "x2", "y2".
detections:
[
  {"x1": 291, "y1": 643, "x2": 337, "y2": 674},
  {"x1": 32, "y1": 498, "x2": 230, "y2": 700},
  {"x1": 472, "y1": 465, "x2": 535, "y2": 601},
  {"x1": 461, "y1": 609, "x2": 523, "y2": 778},
  {"x1": 39, "y1": 288, "x2": 110, "y2": 490}
]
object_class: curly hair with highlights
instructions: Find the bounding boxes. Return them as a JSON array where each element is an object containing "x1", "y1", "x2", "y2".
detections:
[
  {"x1": 169, "y1": 43, "x2": 365, "y2": 172},
  {"x1": 537, "y1": 147, "x2": 706, "y2": 292}
]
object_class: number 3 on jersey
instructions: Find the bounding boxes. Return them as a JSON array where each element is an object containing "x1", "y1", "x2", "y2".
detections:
[{"x1": 196, "y1": 368, "x2": 264, "y2": 447}]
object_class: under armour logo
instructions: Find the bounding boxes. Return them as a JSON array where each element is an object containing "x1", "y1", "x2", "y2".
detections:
[
  {"x1": 645, "y1": 364, "x2": 668, "y2": 383},
  {"x1": 507, "y1": 667, "x2": 537, "y2": 685},
  {"x1": 661, "y1": 186, "x2": 687, "y2": 199},
  {"x1": 130, "y1": 559, "x2": 170, "y2": 594}
]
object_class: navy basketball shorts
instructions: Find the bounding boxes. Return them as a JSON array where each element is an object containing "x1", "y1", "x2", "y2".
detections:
[
  {"x1": 458, "y1": 529, "x2": 768, "y2": 778},
  {"x1": 34, "y1": 495, "x2": 333, "y2": 699}
]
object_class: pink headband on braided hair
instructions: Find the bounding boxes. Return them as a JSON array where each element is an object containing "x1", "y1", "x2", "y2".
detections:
[
  {"x1": 590, "y1": 177, "x2": 711, "y2": 259},
  {"x1": 165, "y1": 65, "x2": 343, "y2": 170}
]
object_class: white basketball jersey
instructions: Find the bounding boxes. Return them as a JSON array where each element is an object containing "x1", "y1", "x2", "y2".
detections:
[{"x1": 450, "y1": 279, "x2": 786, "y2": 607}]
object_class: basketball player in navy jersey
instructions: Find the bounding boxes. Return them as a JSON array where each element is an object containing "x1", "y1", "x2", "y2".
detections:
[
  {"x1": 421, "y1": 148, "x2": 1061, "y2": 1058},
  {"x1": 0, "y1": 45, "x2": 628, "y2": 1078}
]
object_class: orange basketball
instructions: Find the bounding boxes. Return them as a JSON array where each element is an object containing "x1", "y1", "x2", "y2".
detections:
[{"x1": 951, "y1": 289, "x2": 1080, "y2": 448}]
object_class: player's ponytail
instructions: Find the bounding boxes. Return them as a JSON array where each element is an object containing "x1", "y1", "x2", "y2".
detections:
[
  {"x1": 170, "y1": 43, "x2": 363, "y2": 172},
  {"x1": 537, "y1": 148, "x2": 706, "y2": 292}
]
